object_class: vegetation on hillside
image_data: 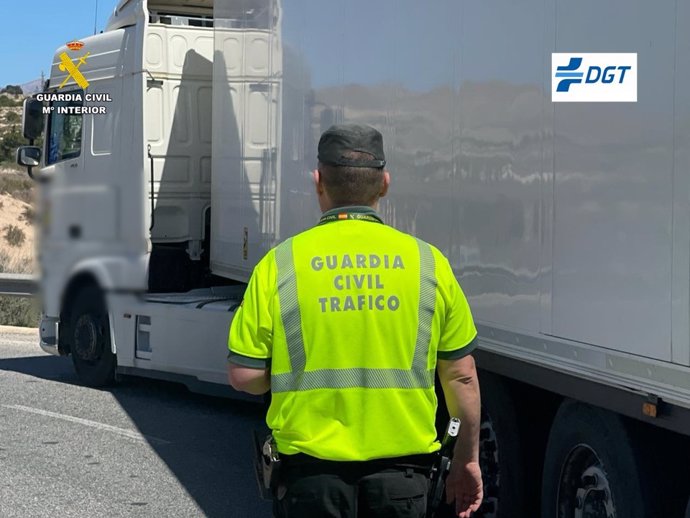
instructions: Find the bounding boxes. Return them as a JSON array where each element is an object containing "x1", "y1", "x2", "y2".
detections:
[
  {"x1": 0, "y1": 295, "x2": 39, "y2": 328},
  {"x1": 1, "y1": 89, "x2": 44, "y2": 169},
  {"x1": 1, "y1": 85, "x2": 22, "y2": 96},
  {"x1": 0, "y1": 86, "x2": 31, "y2": 170},
  {"x1": 1, "y1": 128, "x2": 24, "y2": 164},
  {"x1": 4, "y1": 224, "x2": 26, "y2": 247},
  {"x1": 0, "y1": 251, "x2": 39, "y2": 327},
  {"x1": 0, "y1": 95, "x2": 22, "y2": 108},
  {"x1": 4, "y1": 111, "x2": 20, "y2": 124},
  {"x1": 0, "y1": 171, "x2": 33, "y2": 202},
  {"x1": 19, "y1": 206, "x2": 35, "y2": 224}
]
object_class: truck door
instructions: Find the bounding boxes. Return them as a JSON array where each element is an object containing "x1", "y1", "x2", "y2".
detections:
[{"x1": 41, "y1": 90, "x2": 90, "y2": 242}]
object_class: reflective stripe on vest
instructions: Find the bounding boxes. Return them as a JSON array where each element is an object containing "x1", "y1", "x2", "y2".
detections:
[{"x1": 272, "y1": 237, "x2": 437, "y2": 393}]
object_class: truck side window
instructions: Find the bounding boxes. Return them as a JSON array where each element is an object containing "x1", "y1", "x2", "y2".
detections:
[{"x1": 46, "y1": 91, "x2": 83, "y2": 165}]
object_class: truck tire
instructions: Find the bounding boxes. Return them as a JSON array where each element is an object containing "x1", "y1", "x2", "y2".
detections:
[
  {"x1": 69, "y1": 285, "x2": 116, "y2": 387},
  {"x1": 474, "y1": 372, "x2": 525, "y2": 518},
  {"x1": 434, "y1": 371, "x2": 526, "y2": 518},
  {"x1": 541, "y1": 400, "x2": 649, "y2": 518}
]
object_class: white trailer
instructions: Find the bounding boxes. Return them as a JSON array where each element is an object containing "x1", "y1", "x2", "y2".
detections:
[{"x1": 16, "y1": 0, "x2": 690, "y2": 516}]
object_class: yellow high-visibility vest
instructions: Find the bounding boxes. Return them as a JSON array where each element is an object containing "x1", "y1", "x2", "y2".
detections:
[{"x1": 228, "y1": 206, "x2": 477, "y2": 461}]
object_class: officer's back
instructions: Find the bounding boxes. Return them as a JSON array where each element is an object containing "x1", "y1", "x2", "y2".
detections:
[{"x1": 228, "y1": 124, "x2": 483, "y2": 518}]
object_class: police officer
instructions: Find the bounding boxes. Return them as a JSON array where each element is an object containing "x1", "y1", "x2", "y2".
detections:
[{"x1": 228, "y1": 124, "x2": 482, "y2": 518}]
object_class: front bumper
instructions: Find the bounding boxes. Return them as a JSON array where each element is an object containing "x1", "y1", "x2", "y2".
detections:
[{"x1": 39, "y1": 316, "x2": 61, "y2": 356}]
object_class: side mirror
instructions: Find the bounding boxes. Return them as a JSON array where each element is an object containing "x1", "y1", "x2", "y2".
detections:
[
  {"x1": 22, "y1": 98, "x2": 44, "y2": 140},
  {"x1": 17, "y1": 146, "x2": 42, "y2": 167}
]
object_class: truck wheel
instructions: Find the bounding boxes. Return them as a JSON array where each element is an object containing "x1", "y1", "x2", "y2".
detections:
[
  {"x1": 541, "y1": 401, "x2": 648, "y2": 518},
  {"x1": 69, "y1": 285, "x2": 116, "y2": 387},
  {"x1": 475, "y1": 372, "x2": 525, "y2": 518}
]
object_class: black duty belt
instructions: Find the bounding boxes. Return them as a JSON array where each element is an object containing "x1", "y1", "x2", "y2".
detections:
[{"x1": 280, "y1": 452, "x2": 437, "y2": 476}]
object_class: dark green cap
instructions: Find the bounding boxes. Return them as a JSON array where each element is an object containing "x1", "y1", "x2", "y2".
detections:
[{"x1": 318, "y1": 124, "x2": 386, "y2": 168}]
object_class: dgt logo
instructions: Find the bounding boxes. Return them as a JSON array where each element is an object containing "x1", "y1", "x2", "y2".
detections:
[{"x1": 552, "y1": 53, "x2": 637, "y2": 103}]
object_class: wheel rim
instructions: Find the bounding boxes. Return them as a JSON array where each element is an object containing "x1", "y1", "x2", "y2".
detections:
[
  {"x1": 557, "y1": 444, "x2": 616, "y2": 518},
  {"x1": 73, "y1": 313, "x2": 104, "y2": 363},
  {"x1": 477, "y1": 408, "x2": 499, "y2": 518}
]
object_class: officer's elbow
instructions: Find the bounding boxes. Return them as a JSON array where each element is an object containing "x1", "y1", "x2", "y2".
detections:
[
  {"x1": 228, "y1": 364, "x2": 270, "y2": 395},
  {"x1": 438, "y1": 354, "x2": 478, "y2": 386},
  {"x1": 227, "y1": 367, "x2": 242, "y2": 391}
]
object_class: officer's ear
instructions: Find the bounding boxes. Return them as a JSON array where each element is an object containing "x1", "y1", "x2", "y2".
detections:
[
  {"x1": 379, "y1": 171, "x2": 391, "y2": 198},
  {"x1": 312, "y1": 169, "x2": 325, "y2": 195}
]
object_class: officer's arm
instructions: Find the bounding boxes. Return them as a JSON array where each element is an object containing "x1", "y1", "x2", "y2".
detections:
[
  {"x1": 436, "y1": 355, "x2": 481, "y2": 464},
  {"x1": 226, "y1": 253, "x2": 275, "y2": 396},
  {"x1": 227, "y1": 364, "x2": 270, "y2": 395}
]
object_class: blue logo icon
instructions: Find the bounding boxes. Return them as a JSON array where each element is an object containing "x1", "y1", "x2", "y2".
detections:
[
  {"x1": 555, "y1": 57, "x2": 584, "y2": 92},
  {"x1": 555, "y1": 56, "x2": 633, "y2": 93}
]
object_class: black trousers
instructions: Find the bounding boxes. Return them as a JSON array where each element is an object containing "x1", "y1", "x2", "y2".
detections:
[{"x1": 272, "y1": 455, "x2": 431, "y2": 518}]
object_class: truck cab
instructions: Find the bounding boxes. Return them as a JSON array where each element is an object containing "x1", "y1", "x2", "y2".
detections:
[{"x1": 19, "y1": 0, "x2": 289, "y2": 388}]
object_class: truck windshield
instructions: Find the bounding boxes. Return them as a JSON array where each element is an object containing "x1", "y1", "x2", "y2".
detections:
[{"x1": 46, "y1": 90, "x2": 83, "y2": 165}]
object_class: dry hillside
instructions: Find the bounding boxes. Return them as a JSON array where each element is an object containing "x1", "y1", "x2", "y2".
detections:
[
  {"x1": 0, "y1": 91, "x2": 39, "y2": 327},
  {"x1": 0, "y1": 92, "x2": 36, "y2": 273},
  {"x1": 0, "y1": 171, "x2": 36, "y2": 274},
  {"x1": 0, "y1": 104, "x2": 22, "y2": 134}
]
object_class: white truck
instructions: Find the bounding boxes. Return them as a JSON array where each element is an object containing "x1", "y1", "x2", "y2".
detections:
[{"x1": 15, "y1": 0, "x2": 690, "y2": 516}]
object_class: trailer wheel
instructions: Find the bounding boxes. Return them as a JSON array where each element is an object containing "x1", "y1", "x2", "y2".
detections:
[
  {"x1": 541, "y1": 401, "x2": 648, "y2": 518},
  {"x1": 474, "y1": 372, "x2": 525, "y2": 518},
  {"x1": 434, "y1": 372, "x2": 526, "y2": 518},
  {"x1": 69, "y1": 285, "x2": 115, "y2": 387}
]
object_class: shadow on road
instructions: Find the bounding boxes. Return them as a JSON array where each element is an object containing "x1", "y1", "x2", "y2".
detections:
[
  {"x1": 0, "y1": 353, "x2": 271, "y2": 518},
  {"x1": 110, "y1": 376, "x2": 271, "y2": 518},
  {"x1": 0, "y1": 353, "x2": 77, "y2": 384}
]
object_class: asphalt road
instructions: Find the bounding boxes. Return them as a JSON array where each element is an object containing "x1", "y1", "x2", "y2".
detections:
[{"x1": 0, "y1": 326, "x2": 272, "y2": 518}]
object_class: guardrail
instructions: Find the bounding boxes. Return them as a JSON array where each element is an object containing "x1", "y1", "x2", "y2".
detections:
[{"x1": 0, "y1": 274, "x2": 39, "y2": 297}]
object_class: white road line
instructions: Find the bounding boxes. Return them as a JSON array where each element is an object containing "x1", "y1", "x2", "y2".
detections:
[{"x1": 2, "y1": 404, "x2": 171, "y2": 445}]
